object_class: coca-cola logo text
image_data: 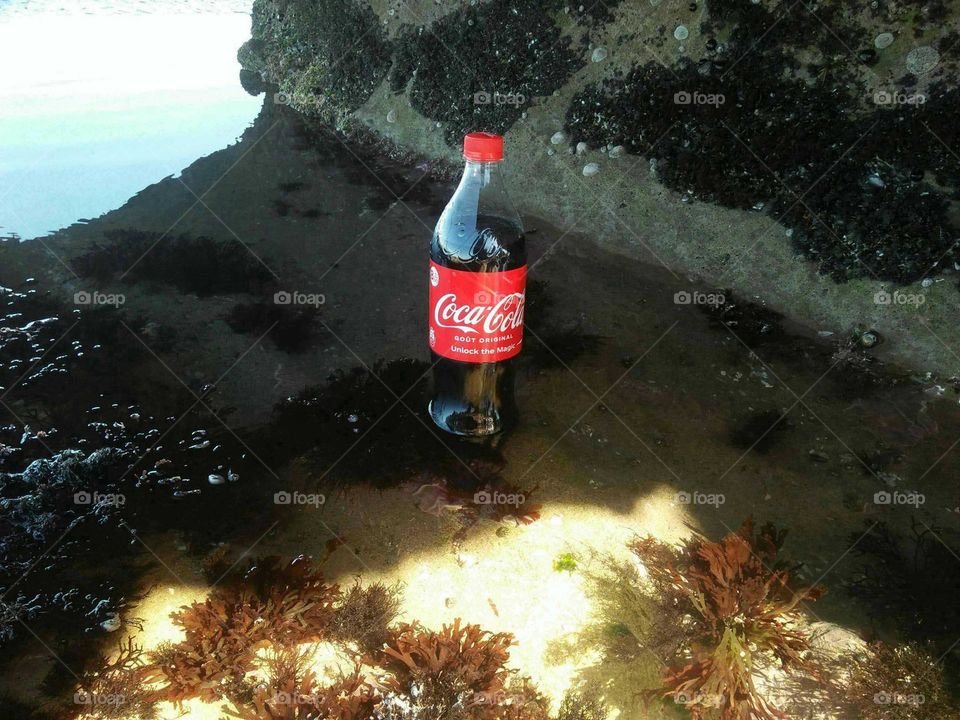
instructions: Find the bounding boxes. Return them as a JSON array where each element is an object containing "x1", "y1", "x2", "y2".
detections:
[
  {"x1": 429, "y1": 261, "x2": 526, "y2": 363},
  {"x1": 433, "y1": 292, "x2": 524, "y2": 335}
]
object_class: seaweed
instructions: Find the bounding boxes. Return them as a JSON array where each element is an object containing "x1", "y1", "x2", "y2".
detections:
[
  {"x1": 841, "y1": 641, "x2": 956, "y2": 720},
  {"x1": 72, "y1": 229, "x2": 276, "y2": 296},
  {"x1": 847, "y1": 519, "x2": 960, "y2": 676},
  {"x1": 224, "y1": 300, "x2": 322, "y2": 353},
  {"x1": 73, "y1": 555, "x2": 552, "y2": 720},
  {"x1": 555, "y1": 690, "x2": 608, "y2": 720},
  {"x1": 328, "y1": 579, "x2": 404, "y2": 655},
  {"x1": 375, "y1": 619, "x2": 550, "y2": 720},
  {"x1": 221, "y1": 645, "x2": 379, "y2": 720},
  {"x1": 154, "y1": 557, "x2": 340, "y2": 703},
  {"x1": 629, "y1": 519, "x2": 825, "y2": 719},
  {"x1": 75, "y1": 637, "x2": 159, "y2": 720}
]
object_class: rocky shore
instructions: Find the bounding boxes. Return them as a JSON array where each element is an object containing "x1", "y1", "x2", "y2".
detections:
[{"x1": 238, "y1": 0, "x2": 960, "y2": 375}]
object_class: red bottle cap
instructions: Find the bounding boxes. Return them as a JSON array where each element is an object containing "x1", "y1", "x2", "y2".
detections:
[{"x1": 463, "y1": 132, "x2": 504, "y2": 162}]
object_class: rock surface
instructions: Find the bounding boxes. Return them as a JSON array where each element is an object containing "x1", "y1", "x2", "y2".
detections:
[{"x1": 239, "y1": 0, "x2": 960, "y2": 374}]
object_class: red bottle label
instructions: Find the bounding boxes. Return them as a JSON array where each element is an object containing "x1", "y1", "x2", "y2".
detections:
[{"x1": 429, "y1": 261, "x2": 526, "y2": 363}]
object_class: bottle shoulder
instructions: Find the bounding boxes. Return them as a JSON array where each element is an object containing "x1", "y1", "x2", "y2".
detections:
[{"x1": 432, "y1": 214, "x2": 526, "y2": 272}]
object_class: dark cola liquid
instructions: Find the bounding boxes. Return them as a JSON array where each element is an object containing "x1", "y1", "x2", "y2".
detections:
[{"x1": 429, "y1": 214, "x2": 526, "y2": 436}]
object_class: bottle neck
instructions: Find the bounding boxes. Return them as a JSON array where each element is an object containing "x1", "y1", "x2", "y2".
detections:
[
  {"x1": 456, "y1": 159, "x2": 515, "y2": 217},
  {"x1": 462, "y1": 159, "x2": 504, "y2": 188}
]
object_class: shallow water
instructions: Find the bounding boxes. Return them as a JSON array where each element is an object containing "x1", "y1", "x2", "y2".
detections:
[
  {"x1": 2, "y1": 6, "x2": 960, "y2": 718},
  {"x1": 0, "y1": 0, "x2": 259, "y2": 240}
]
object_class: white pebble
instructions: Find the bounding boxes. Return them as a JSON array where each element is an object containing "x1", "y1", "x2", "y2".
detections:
[
  {"x1": 609, "y1": 145, "x2": 626, "y2": 158},
  {"x1": 101, "y1": 614, "x2": 122, "y2": 632},
  {"x1": 576, "y1": 141, "x2": 588, "y2": 155},
  {"x1": 591, "y1": 47, "x2": 608, "y2": 63},
  {"x1": 874, "y1": 32, "x2": 894, "y2": 50},
  {"x1": 386, "y1": 109, "x2": 397, "y2": 124},
  {"x1": 208, "y1": 473, "x2": 226, "y2": 485},
  {"x1": 550, "y1": 130, "x2": 567, "y2": 145},
  {"x1": 582, "y1": 162, "x2": 600, "y2": 177},
  {"x1": 905, "y1": 46, "x2": 940, "y2": 75},
  {"x1": 674, "y1": 25, "x2": 689, "y2": 41}
]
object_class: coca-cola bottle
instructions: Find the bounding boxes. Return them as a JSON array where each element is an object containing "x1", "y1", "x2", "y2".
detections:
[{"x1": 428, "y1": 132, "x2": 526, "y2": 436}]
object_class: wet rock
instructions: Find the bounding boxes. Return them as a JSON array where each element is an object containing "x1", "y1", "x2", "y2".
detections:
[
  {"x1": 388, "y1": 0, "x2": 582, "y2": 141},
  {"x1": 239, "y1": 0, "x2": 392, "y2": 116},
  {"x1": 0, "y1": 448, "x2": 132, "y2": 643},
  {"x1": 565, "y1": 32, "x2": 960, "y2": 284},
  {"x1": 225, "y1": 300, "x2": 322, "y2": 354}
]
